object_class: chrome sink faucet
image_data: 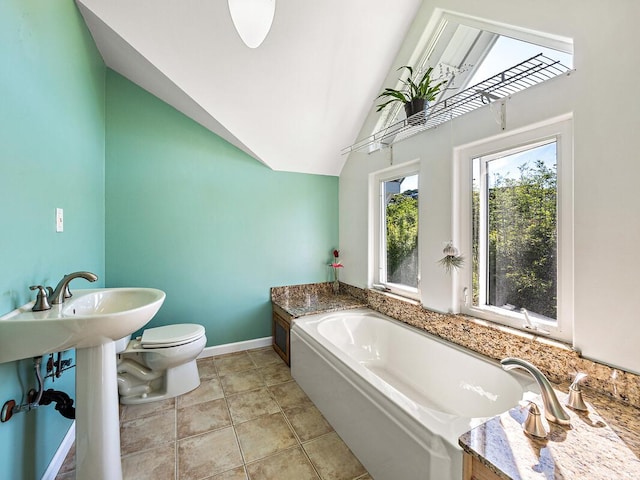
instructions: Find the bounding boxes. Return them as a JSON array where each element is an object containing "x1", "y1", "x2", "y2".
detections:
[
  {"x1": 501, "y1": 357, "x2": 571, "y2": 425},
  {"x1": 48, "y1": 271, "x2": 98, "y2": 305}
]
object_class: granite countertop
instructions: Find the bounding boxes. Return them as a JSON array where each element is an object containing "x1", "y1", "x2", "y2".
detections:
[
  {"x1": 272, "y1": 282, "x2": 640, "y2": 478},
  {"x1": 272, "y1": 290, "x2": 367, "y2": 318},
  {"x1": 459, "y1": 385, "x2": 640, "y2": 479}
]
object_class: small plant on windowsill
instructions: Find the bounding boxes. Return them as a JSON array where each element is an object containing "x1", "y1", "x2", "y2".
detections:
[
  {"x1": 439, "y1": 242, "x2": 464, "y2": 274},
  {"x1": 329, "y1": 249, "x2": 343, "y2": 295},
  {"x1": 376, "y1": 65, "x2": 447, "y2": 124}
]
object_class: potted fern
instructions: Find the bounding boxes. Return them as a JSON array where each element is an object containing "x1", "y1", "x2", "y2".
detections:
[{"x1": 376, "y1": 65, "x2": 446, "y2": 123}]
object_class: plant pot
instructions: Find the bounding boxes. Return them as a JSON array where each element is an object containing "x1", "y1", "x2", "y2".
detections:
[{"x1": 404, "y1": 98, "x2": 427, "y2": 125}]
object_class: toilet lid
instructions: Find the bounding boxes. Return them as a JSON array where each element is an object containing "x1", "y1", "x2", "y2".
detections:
[{"x1": 141, "y1": 324, "x2": 205, "y2": 349}]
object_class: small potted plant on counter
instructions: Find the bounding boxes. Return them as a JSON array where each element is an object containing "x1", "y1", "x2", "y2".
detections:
[{"x1": 376, "y1": 65, "x2": 446, "y2": 124}]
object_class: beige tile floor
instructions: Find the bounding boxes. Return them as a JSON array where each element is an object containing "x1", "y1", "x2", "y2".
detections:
[{"x1": 56, "y1": 347, "x2": 372, "y2": 480}]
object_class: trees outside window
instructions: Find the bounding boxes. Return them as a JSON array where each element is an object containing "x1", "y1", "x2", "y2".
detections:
[
  {"x1": 473, "y1": 143, "x2": 557, "y2": 320},
  {"x1": 374, "y1": 169, "x2": 420, "y2": 299},
  {"x1": 385, "y1": 181, "x2": 418, "y2": 287}
]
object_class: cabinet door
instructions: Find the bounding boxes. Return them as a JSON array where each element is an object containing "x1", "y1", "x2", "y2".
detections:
[
  {"x1": 463, "y1": 453, "x2": 501, "y2": 480},
  {"x1": 272, "y1": 310, "x2": 291, "y2": 366}
]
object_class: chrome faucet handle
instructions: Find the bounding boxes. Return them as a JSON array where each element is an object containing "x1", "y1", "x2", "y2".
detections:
[
  {"x1": 566, "y1": 372, "x2": 588, "y2": 411},
  {"x1": 523, "y1": 401, "x2": 547, "y2": 438},
  {"x1": 29, "y1": 285, "x2": 51, "y2": 312}
]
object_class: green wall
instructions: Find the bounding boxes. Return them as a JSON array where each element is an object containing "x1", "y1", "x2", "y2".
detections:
[
  {"x1": 0, "y1": 1, "x2": 105, "y2": 479},
  {"x1": 105, "y1": 70, "x2": 339, "y2": 346},
  {"x1": 0, "y1": 2, "x2": 338, "y2": 477}
]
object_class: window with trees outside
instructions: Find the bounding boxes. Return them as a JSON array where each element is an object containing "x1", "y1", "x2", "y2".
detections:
[
  {"x1": 457, "y1": 118, "x2": 573, "y2": 341},
  {"x1": 372, "y1": 164, "x2": 420, "y2": 300},
  {"x1": 473, "y1": 141, "x2": 557, "y2": 319}
]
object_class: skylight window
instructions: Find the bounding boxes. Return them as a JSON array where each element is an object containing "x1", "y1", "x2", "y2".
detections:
[
  {"x1": 366, "y1": 13, "x2": 574, "y2": 148},
  {"x1": 465, "y1": 35, "x2": 573, "y2": 87}
]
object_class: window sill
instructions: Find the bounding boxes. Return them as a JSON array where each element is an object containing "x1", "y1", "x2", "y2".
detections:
[
  {"x1": 462, "y1": 305, "x2": 570, "y2": 343},
  {"x1": 460, "y1": 312, "x2": 574, "y2": 352},
  {"x1": 369, "y1": 286, "x2": 421, "y2": 306}
]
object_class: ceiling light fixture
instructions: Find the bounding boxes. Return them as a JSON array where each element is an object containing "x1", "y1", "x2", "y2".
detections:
[{"x1": 228, "y1": 0, "x2": 276, "y2": 49}]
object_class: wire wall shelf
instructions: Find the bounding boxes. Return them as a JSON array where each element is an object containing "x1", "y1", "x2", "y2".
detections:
[{"x1": 342, "y1": 53, "x2": 572, "y2": 155}]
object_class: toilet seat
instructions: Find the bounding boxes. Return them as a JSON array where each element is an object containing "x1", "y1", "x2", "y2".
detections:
[{"x1": 141, "y1": 324, "x2": 205, "y2": 349}]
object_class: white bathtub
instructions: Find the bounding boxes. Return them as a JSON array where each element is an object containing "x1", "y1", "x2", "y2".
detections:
[{"x1": 291, "y1": 308, "x2": 536, "y2": 480}]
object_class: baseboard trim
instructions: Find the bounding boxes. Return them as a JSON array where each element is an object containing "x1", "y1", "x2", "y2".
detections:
[
  {"x1": 41, "y1": 421, "x2": 75, "y2": 480},
  {"x1": 198, "y1": 336, "x2": 272, "y2": 358}
]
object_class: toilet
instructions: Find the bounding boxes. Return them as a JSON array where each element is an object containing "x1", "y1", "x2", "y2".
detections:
[{"x1": 116, "y1": 323, "x2": 207, "y2": 404}]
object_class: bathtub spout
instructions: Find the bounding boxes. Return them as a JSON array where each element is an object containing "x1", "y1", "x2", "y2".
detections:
[{"x1": 501, "y1": 357, "x2": 571, "y2": 426}]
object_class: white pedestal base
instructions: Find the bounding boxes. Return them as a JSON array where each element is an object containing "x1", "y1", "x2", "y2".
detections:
[{"x1": 75, "y1": 341, "x2": 123, "y2": 480}]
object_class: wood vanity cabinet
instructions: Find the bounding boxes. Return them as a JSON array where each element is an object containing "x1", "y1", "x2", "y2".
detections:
[
  {"x1": 463, "y1": 452, "x2": 502, "y2": 480},
  {"x1": 272, "y1": 305, "x2": 292, "y2": 366}
]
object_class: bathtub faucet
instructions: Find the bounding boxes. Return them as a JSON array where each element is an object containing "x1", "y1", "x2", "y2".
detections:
[{"x1": 501, "y1": 357, "x2": 571, "y2": 425}]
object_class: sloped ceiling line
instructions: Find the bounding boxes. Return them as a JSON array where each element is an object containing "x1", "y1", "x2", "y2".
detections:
[
  {"x1": 76, "y1": 1, "x2": 266, "y2": 166},
  {"x1": 76, "y1": 0, "x2": 423, "y2": 176}
]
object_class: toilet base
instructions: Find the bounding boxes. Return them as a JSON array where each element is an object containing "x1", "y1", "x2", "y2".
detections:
[{"x1": 119, "y1": 359, "x2": 201, "y2": 405}]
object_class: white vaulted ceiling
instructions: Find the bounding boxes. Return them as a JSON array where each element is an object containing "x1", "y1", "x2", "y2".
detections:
[{"x1": 76, "y1": 0, "x2": 423, "y2": 175}]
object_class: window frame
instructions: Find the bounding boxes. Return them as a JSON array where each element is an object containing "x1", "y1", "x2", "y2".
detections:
[
  {"x1": 370, "y1": 160, "x2": 421, "y2": 301},
  {"x1": 454, "y1": 117, "x2": 573, "y2": 342}
]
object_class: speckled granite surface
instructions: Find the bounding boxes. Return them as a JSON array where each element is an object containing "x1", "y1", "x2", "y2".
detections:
[
  {"x1": 364, "y1": 288, "x2": 640, "y2": 410},
  {"x1": 272, "y1": 282, "x2": 640, "y2": 479},
  {"x1": 459, "y1": 387, "x2": 640, "y2": 479},
  {"x1": 270, "y1": 282, "x2": 366, "y2": 318},
  {"x1": 272, "y1": 282, "x2": 640, "y2": 409}
]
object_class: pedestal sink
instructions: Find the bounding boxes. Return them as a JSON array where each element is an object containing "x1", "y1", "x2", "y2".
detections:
[{"x1": 0, "y1": 288, "x2": 166, "y2": 480}]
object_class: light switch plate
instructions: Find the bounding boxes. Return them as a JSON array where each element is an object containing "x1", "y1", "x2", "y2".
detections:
[{"x1": 56, "y1": 208, "x2": 63, "y2": 232}]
